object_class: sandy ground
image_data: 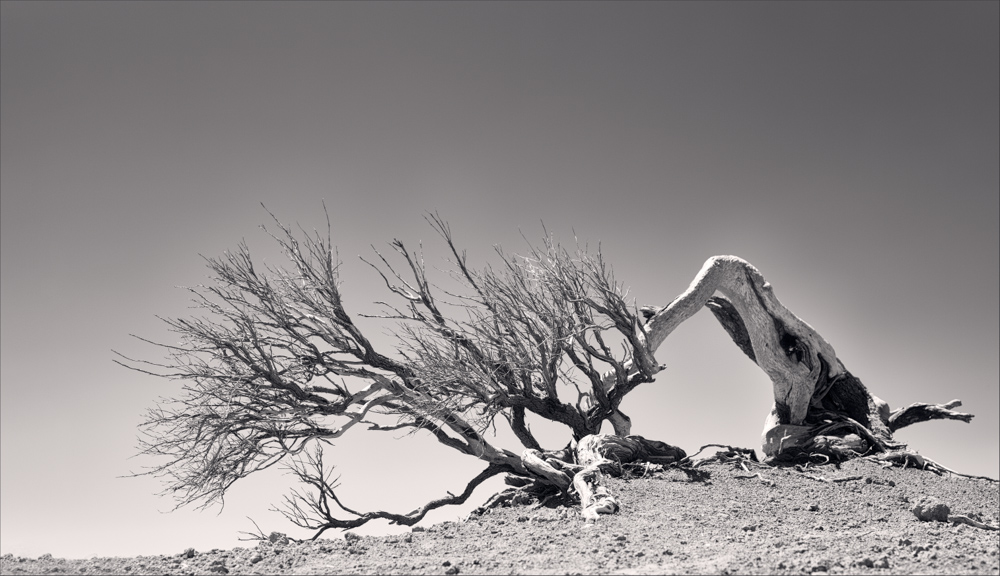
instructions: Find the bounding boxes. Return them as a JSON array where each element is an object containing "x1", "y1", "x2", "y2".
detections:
[{"x1": 3, "y1": 458, "x2": 998, "y2": 575}]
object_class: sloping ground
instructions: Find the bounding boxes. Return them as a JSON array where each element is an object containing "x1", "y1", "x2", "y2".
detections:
[{"x1": 3, "y1": 458, "x2": 998, "y2": 575}]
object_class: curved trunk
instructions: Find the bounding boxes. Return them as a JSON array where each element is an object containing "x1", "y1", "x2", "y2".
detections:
[
  {"x1": 644, "y1": 256, "x2": 844, "y2": 427},
  {"x1": 643, "y1": 256, "x2": 973, "y2": 460}
]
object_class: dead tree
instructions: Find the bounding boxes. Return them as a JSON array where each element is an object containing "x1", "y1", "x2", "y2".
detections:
[{"x1": 120, "y1": 211, "x2": 974, "y2": 538}]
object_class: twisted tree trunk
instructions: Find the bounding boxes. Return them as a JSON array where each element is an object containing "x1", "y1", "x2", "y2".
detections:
[{"x1": 647, "y1": 256, "x2": 972, "y2": 460}]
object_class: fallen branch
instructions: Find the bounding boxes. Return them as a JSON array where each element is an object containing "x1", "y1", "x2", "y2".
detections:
[
  {"x1": 949, "y1": 515, "x2": 999, "y2": 531},
  {"x1": 913, "y1": 498, "x2": 1000, "y2": 531},
  {"x1": 734, "y1": 472, "x2": 775, "y2": 486},
  {"x1": 832, "y1": 475, "x2": 864, "y2": 483},
  {"x1": 868, "y1": 451, "x2": 998, "y2": 482}
]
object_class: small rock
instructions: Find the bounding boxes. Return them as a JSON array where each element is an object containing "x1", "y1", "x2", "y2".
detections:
[
  {"x1": 912, "y1": 498, "x2": 951, "y2": 522},
  {"x1": 182, "y1": 548, "x2": 196, "y2": 559},
  {"x1": 443, "y1": 560, "x2": 452, "y2": 567},
  {"x1": 875, "y1": 556, "x2": 890, "y2": 569},
  {"x1": 445, "y1": 566, "x2": 460, "y2": 575},
  {"x1": 344, "y1": 532, "x2": 361, "y2": 543},
  {"x1": 249, "y1": 555, "x2": 263, "y2": 564},
  {"x1": 809, "y1": 504, "x2": 820, "y2": 512},
  {"x1": 412, "y1": 526, "x2": 426, "y2": 532},
  {"x1": 663, "y1": 550, "x2": 674, "y2": 556},
  {"x1": 614, "y1": 535, "x2": 627, "y2": 541},
  {"x1": 516, "y1": 516, "x2": 529, "y2": 522},
  {"x1": 268, "y1": 532, "x2": 289, "y2": 545},
  {"x1": 403, "y1": 534, "x2": 413, "y2": 543},
  {"x1": 888, "y1": 480, "x2": 896, "y2": 487},
  {"x1": 635, "y1": 552, "x2": 645, "y2": 557},
  {"x1": 860, "y1": 558, "x2": 875, "y2": 568}
]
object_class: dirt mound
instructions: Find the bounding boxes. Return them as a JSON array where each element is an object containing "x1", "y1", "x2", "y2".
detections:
[{"x1": 3, "y1": 458, "x2": 998, "y2": 575}]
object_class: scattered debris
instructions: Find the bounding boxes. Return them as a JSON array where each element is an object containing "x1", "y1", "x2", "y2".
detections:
[
  {"x1": 948, "y1": 514, "x2": 999, "y2": 531},
  {"x1": 911, "y1": 497, "x2": 999, "y2": 530}
]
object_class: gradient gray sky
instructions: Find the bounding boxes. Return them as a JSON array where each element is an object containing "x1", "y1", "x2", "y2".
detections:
[{"x1": 2, "y1": 1, "x2": 997, "y2": 559}]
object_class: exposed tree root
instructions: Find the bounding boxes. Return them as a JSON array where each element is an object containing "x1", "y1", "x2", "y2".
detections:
[
  {"x1": 867, "y1": 451, "x2": 999, "y2": 482},
  {"x1": 948, "y1": 515, "x2": 999, "y2": 531}
]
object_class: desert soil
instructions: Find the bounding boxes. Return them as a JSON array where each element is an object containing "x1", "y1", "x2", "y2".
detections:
[{"x1": 3, "y1": 457, "x2": 998, "y2": 575}]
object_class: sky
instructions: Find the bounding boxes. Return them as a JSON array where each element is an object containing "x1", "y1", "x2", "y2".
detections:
[{"x1": 1, "y1": 1, "x2": 997, "y2": 560}]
